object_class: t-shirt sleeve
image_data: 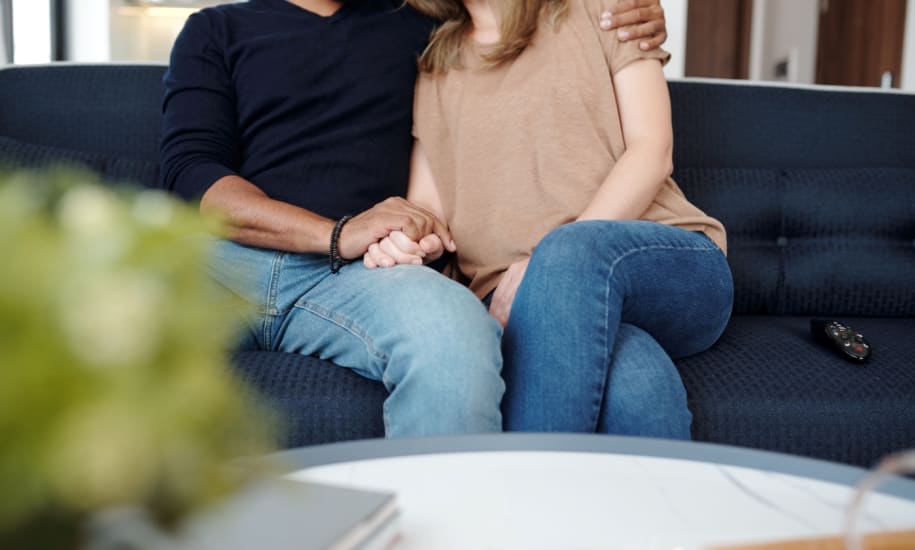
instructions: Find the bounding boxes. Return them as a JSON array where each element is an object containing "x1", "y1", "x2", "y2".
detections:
[
  {"x1": 159, "y1": 11, "x2": 241, "y2": 201},
  {"x1": 596, "y1": 0, "x2": 671, "y2": 75}
]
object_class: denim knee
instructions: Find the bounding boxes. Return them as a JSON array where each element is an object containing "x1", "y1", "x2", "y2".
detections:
[
  {"x1": 395, "y1": 278, "x2": 503, "y2": 390},
  {"x1": 375, "y1": 267, "x2": 504, "y2": 434}
]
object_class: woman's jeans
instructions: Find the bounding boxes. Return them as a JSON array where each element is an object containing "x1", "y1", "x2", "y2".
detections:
[
  {"x1": 501, "y1": 221, "x2": 734, "y2": 437},
  {"x1": 208, "y1": 240, "x2": 505, "y2": 438}
]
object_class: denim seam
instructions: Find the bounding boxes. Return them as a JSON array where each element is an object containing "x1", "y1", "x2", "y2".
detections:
[
  {"x1": 602, "y1": 244, "x2": 724, "y2": 306},
  {"x1": 264, "y1": 251, "x2": 286, "y2": 347},
  {"x1": 381, "y1": 397, "x2": 392, "y2": 436},
  {"x1": 598, "y1": 264, "x2": 611, "y2": 433},
  {"x1": 294, "y1": 300, "x2": 390, "y2": 363},
  {"x1": 606, "y1": 244, "x2": 723, "y2": 276}
]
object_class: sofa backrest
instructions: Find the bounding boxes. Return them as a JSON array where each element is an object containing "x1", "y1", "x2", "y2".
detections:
[
  {"x1": 0, "y1": 63, "x2": 166, "y2": 188},
  {"x1": 669, "y1": 80, "x2": 915, "y2": 318},
  {"x1": 1, "y1": 66, "x2": 912, "y2": 318}
]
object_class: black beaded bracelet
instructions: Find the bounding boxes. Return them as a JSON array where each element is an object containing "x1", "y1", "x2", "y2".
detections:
[{"x1": 329, "y1": 215, "x2": 353, "y2": 274}]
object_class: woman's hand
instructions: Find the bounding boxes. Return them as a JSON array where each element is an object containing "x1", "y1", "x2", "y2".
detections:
[
  {"x1": 365, "y1": 142, "x2": 454, "y2": 269},
  {"x1": 599, "y1": 0, "x2": 667, "y2": 51},
  {"x1": 489, "y1": 257, "x2": 530, "y2": 327},
  {"x1": 363, "y1": 231, "x2": 447, "y2": 268}
]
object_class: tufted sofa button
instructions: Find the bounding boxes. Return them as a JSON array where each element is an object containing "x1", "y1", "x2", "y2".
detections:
[{"x1": 776, "y1": 236, "x2": 789, "y2": 247}]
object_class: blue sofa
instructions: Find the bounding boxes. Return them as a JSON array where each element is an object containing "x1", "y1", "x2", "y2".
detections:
[{"x1": 2, "y1": 64, "x2": 913, "y2": 467}]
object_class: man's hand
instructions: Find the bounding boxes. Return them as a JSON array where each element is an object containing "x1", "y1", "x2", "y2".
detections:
[
  {"x1": 599, "y1": 0, "x2": 667, "y2": 51},
  {"x1": 364, "y1": 231, "x2": 446, "y2": 268},
  {"x1": 337, "y1": 197, "x2": 455, "y2": 260},
  {"x1": 489, "y1": 257, "x2": 530, "y2": 328}
]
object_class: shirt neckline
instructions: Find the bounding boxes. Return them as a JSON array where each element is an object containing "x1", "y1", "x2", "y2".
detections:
[{"x1": 255, "y1": 0, "x2": 356, "y2": 20}]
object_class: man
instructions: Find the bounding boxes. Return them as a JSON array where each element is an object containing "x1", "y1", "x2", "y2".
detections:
[{"x1": 160, "y1": 0, "x2": 668, "y2": 437}]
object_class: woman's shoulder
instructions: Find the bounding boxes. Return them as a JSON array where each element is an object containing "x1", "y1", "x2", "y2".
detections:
[
  {"x1": 556, "y1": 0, "x2": 620, "y2": 44},
  {"x1": 561, "y1": 0, "x2": 670, "y2": 74},
  {"x1": 563, "y1": 0, "x2": 618, "y2": 24}
]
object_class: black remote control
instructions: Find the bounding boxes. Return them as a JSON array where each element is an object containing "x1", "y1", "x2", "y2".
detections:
[{"x1": 810, "y1": 319, "x2": 871, "y2": 363}]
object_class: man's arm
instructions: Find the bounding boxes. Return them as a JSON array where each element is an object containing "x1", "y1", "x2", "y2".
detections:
[
  {"x1": 162, "y1": 14, "x2": 452, "y2": 260},
  {"x1": 599, "y1": 0, "x2": 667, "y2": 51},
  {"x1": 201, "y1": 175, "x2": 454, "y2": 260},
  {"x1": 199, "y1": 177, "x2": 335, "y2": 253}
]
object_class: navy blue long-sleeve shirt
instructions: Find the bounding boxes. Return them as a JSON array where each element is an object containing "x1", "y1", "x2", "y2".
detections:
[{"x1": 160, "y1": 0, "x2": 434, "y2": 220}]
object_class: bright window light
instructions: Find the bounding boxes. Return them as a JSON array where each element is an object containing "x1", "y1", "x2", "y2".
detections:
[
  {"x1": 11, "y1": 0, "x2": 51, "y2": 64},
  {"x1": 116, "y1": 6, "x2": 199, "y2": 19}
]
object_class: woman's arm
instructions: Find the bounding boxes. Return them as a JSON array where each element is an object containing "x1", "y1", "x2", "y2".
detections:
[
  {"x1": 405, "y1": 140, "x2": 448, "y2": 223},
  {"x1": 364, "y1": 141, "x2": 455, "y2": 268},
  {"x1": 576, "y1": 58, "x2": 673, "y2": 222}
]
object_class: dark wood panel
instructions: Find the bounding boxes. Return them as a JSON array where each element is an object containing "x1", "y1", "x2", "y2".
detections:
[
  {"x1": 685, "y1": 0, "x2": 754, "y2": 79},
  {"x1": 816, "y1": 0, "x2": 908, "y2": 88}
]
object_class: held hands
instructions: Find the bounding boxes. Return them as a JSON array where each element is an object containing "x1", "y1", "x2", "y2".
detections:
[
  {"x1": 336, "y1": 197, "x2": 455, "y2": 261},
  {"x1": 355, "y1": 198, "x2": 452, "y2": 269},
  {"x1": 364, "y1": 231, "x2": 447, "y2": 268},
  {"x1": 599, "y1": 0, "x2": 667, "y2": 51},
  {"x1": 359, "y1": 203, "x2": 530, "y2": 328}
]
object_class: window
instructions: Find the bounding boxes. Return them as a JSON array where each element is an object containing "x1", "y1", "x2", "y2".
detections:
[
  {"x1": 11, "y1": 0, "x2": 53, "y2": 64},
  {"x1": 1, "y1": 0, "x2": 14, "y2": 64}
]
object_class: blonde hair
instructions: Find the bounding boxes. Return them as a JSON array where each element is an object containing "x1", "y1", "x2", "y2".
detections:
[{"x1": 408, "y1": 0, "x2": 568, "y2": 73}]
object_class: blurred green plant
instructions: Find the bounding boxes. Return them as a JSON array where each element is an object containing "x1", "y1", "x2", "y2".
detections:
[{"x1": 0, "y1": 169, "x2": 273, "y2": 548}]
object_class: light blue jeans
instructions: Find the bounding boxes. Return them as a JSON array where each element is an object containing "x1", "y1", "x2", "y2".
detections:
[
  {"x1": 501, "y1": 221, "x2": 734, "y2": 438},
  {"x1": 208, "y1": 240, "x2": 505, "y2": 437}
]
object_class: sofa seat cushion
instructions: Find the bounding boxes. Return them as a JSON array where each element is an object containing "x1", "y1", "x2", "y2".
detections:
[
  {"x1": 231, "y1": 351, "x2": 386, "y2": 447},
  {"x1": 676, "y1": 315, "x2": 915, "y2": 467}
]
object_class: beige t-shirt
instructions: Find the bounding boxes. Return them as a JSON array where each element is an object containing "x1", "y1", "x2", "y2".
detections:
[{"x1": 413, "y1": 0, "x2": 727, "y2": 299}]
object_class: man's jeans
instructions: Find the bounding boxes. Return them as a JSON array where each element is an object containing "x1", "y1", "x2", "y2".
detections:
[
  {"x1": 501, "y1": 221, "x2": 734, "y2": 437},
  {"x1": 209, "y1": 240, "x2": 504, "y2": 437}
]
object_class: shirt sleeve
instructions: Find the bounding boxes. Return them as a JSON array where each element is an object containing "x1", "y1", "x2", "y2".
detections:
[
  {"x1": 159, "y1": 11, "x2": 240, "y2": 201},
  {"x1": 597, "y1": 0, "x2": 671, "y2": 75}
]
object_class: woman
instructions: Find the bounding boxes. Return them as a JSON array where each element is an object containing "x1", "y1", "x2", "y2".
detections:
[{"x1": 365, "y1": 0, "x2": 733, "y2": 436}]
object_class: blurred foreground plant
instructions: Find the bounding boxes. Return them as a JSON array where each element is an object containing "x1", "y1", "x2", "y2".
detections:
[{"x1": 0, "y1": 170, "x2": 272, "y2": 548}]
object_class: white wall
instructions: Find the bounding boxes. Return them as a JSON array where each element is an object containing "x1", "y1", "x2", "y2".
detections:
[
  {"x1": 62, "y1": 0, "x2": 689, "y2": 67},
  {"x1": 108, "y1": 3, "x2": 196, "y2": 62},
  {"x1": 57, "y1": 0, "x2": 915, "y2": 87},
  {"x1": 749, "y1": 0, "x2": 819, "y2": 84},
  {"x1": 66, "y1": 1, "x2": 217, "y2": 63},
  {"x1": 903, "y1": 0, "x2": 915, "y2": 90},
  {"x1": 66, "y1": 0, "x2": 110, "y2": 61},
  {"x1": 661, "y1": 0, "x2": 687, "y2": 79}
]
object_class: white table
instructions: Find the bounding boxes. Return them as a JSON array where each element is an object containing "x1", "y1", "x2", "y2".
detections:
[{"x1": 271, "y1": 435, "x2": 915, "y2": 550}]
